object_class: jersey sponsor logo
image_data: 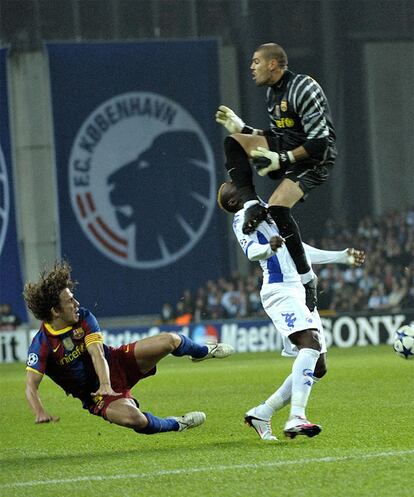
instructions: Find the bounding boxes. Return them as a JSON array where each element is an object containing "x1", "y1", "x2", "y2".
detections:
[
  {"x1": 280, "y1": 100, "x2": 288, "y2": 112},
  {"x1": 274, "y1": 117, "x2": 295, "y2": 128},
  {"x1": 281, "y1": 312, "x2": 297, "y2": 329},
  {"x1": 69, "y1": 92, "x2": 216, "y2": 269},
  {"x1": 59, "y1": 343, "x2": 86, "y2": 365},
  {"x1": 27, "y1": 352, "x2": 39, "y2": 366},
  {"x1": 72, "y1": 328, "x2": 85, "y2": 340},
  {"x1": 0, "y1": 147, "x2": 10, "y2": 257},
  {"x1": 62, "y1": 337, "x2": 75, "y2": 351}
]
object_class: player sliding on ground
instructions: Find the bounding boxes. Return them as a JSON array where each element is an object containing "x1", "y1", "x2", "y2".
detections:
[
  {"x1": 218, "y1": 181, "x2": 365, "y2": 440},
  {"x1": 24, "y1": 261, "x2": 233, "y2": 434}
]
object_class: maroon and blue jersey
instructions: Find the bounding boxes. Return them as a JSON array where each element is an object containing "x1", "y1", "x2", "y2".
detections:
[{"x1": 26, "y1": 307, "x2": 109, "y2": 408}]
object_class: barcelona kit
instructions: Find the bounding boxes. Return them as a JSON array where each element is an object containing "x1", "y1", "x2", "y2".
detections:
[{"x1": 26, "y1": 307, "x2": 154, "y2": 417}]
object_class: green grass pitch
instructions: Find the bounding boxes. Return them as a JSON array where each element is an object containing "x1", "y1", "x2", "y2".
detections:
[{"x1": 1, "y1": 345, "x2": 413, "y2": 497}]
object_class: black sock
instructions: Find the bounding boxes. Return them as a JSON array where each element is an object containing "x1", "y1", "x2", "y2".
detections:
[
  {"x1": 224, "y1": 136, "x2": 256, "y2": 202},
  {"x1": 268, "y1": 205, "x2": 310, "y2": 274}
]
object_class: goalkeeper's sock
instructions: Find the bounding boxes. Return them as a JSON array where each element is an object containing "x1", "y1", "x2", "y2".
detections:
[
  {"x1": 135, "y1": 412, "x2": 179, "y2": 434},
  {"x1": 290, "y1": 348, "x2": 320, "y2": 418},
  {"x1": 171, "y1": 334, "x2": 208, "y2": 358},
  {"x1": 268, "y1": 205, "x2": 311, "y2": 275},
  {"x1": 224, "y1": 136, "x2": 256, "y2": 202}
]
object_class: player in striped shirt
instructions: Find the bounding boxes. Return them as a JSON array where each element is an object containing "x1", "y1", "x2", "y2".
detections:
[
  {"x1": 24, "y1": 261, "x2": 233, "y2": 434},
  {"x1": 216, "y1": 42, "x2": 337, "y2": 313},
  {"x1": 217, "y1": 181, "x2": 364, "y2": 440}
]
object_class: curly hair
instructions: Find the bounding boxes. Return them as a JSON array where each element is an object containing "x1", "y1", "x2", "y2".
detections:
[{"x1": 23, "y1": 261, "x2": 77, "y2": 322}]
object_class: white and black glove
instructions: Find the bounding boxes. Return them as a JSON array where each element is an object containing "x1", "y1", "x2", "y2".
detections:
[
  {"x1": 215, "y1": 105, "x2": 254, "y2": 134},
  {"x1": 251, "y1": 147, "x2": 295, "y2": 176}
]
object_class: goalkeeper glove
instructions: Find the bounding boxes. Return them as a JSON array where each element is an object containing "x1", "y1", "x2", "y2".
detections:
[
  {"x1": 215, "y1": 105, "x2": 256, "y2": 134},
  {"x1": 251, "y1": 147, "x2": 295, "y2": 176}
]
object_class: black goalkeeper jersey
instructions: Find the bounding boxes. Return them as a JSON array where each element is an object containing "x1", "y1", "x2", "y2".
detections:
[{"x1": 265, "y1": 70, "x2": 337, "y2": 165}]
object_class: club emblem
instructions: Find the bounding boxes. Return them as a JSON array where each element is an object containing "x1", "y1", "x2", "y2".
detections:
[
  {"x1": 63, "y1": 337, "x2": 75, "y2": 351},
  {"x1": 69, "y1": 92, "x2": 216, "y2": 269}
]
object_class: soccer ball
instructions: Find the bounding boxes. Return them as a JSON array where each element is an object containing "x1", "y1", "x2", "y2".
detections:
[{"x1": 393, "y1": 325, "x2": 414, "y2": 360}]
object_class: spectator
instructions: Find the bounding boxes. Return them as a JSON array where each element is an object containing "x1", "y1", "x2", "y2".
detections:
[
  {"x1": 160, "y1": 303, "x2": 175, "y2": 324},
  {"x1": 0, "y1": 303, "x2": 21, "y2": 330},
  {"x1": 174, "y1": 302, "x2": 192, "y2": 326},
  {"x1": 161, "y1": 204, "x2": 414, "y2": 321}
]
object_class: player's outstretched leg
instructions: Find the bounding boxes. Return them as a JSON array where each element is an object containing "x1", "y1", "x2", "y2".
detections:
[
  {"x1": 133, "y1": 333, "x2": 233, "y2": 373},
  {"x1": 168, "y1": 412, "x2": 207, "y2": 431},
  {"x1": 135, "y1": 411, "x2": 206, "y2": 434},
  {"x1": 189, "y1": 340, "x2": 234, "y2": 362},
  {"x1": 105, "y1": 398, "x2": 205, "y2": 435}
]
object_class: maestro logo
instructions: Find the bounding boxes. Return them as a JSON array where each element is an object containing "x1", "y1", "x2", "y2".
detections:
[
  {"x1": 0, "y1": 147, "x2": 10, "y2": 257},
  {"x1": 69, "y1": 92, "x2": 216, "y2": 269}
]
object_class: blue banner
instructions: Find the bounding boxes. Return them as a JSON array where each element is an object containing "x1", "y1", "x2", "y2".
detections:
[
  {"x1": 99, "y1": 311, "x2": 411, "y2": 352},
  {"x1": 0, "y1": 48, "x2": 27, "y2": 322},
  {"x1": 47, "y1": 41, "x2": 228, "y2": 317}
]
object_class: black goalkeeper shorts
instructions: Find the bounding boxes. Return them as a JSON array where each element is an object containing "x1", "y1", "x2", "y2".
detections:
[{"x1": 266, "y1": 136, "x2": 333, "y2": 200}]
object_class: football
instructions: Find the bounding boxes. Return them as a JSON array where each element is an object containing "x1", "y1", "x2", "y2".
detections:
[{"x1": 393, "y1": 325, "x2": 414, "y2": 359}]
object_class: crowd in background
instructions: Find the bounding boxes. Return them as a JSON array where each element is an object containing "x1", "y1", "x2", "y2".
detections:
[
  {"x1": 0, "y1": 303, "x2": 21, "y2": 330},
  {"x1": 161, "y1": 206, "x2": 414, "y2": 324}
]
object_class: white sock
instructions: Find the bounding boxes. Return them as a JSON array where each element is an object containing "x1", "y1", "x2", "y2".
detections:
[
  {"x1": 290, "y1": 348, "x2": 320, "y2": 419},
  {"x1": 300, "y1": 269, "x2": 316, "y2": 285},
  {"x1": 263, "y1": 374, "x2": 292, "y2": 416}
]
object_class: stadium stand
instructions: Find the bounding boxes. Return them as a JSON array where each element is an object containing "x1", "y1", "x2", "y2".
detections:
[{"x1": 163, "y1": 206, "x2": 414, "y2": 322}]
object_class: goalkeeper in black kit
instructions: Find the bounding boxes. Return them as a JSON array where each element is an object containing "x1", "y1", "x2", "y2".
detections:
[{"x1": 216, "y1": 42, "x2": 337, "y2": 312}]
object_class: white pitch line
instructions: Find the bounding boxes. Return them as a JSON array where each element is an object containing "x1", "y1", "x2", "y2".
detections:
[{"x1": 2, "y1": 449, "x2": 414, "y2": 489}]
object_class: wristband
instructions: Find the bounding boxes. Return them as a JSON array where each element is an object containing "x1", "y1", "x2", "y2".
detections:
[
  {"x1": 241, "y1": 125, "x2": 254, "y2": 134},
  {"x1": 279, "y1": 150, "x2": 296, "y2": 165}
]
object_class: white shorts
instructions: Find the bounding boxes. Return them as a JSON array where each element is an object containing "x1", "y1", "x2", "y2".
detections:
[{"x1": 260, "y1": 282, "x2": 327, "y2": 355}]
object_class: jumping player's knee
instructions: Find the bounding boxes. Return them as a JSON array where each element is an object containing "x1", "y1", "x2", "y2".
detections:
[
  {"x1": 268, "y1": 205, "x2": 292, "y2": 228},
  {"x1": 224, "y1": 135, "x2": 248, "y2": 160}
]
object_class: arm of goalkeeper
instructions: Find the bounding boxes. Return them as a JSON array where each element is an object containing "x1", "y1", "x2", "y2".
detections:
[
  {"x1": 215, "y1": 105, "x2": 258, "y2": 135},
  {"x1": 250, "y1": 147, "x2": 281, "y2": 176},
  {"x1": 251, "y1": 147, "x2": 295, "y2": 176}
]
